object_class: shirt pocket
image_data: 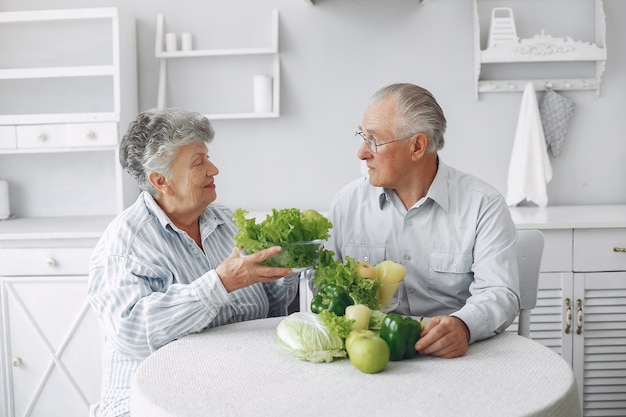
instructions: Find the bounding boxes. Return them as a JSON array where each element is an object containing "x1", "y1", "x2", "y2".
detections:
[
  {"x1": 342, "y1": 244, "x2": 386, "y2": 265},
  {"x1": 428, "y1": 251, "x2": 474, "y2": 294}
]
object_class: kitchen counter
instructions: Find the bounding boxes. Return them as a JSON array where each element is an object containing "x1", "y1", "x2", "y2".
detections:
[{"x1": 510, "y1": 205, "x2": 626, "y2": 229}]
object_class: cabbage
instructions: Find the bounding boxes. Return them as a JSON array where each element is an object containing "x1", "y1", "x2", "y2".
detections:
[{"x1": 276, "y1": 312, "x2": 347, "y2": 363}]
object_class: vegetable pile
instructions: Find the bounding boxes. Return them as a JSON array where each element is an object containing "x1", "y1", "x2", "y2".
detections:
[
  {"x1": 233, "y1": 208, "x2": 332, "y2": 268},
  {"x1": 276, "y1": 251, "x2": 423, "y2": 374}
]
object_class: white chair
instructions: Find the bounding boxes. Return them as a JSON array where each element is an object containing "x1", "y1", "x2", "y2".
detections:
[{"x1": 515, "y1": 229, "x2": 545, "y2": 338}]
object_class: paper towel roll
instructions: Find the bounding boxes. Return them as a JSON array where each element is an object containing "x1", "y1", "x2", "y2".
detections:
[
  {"x1": 0, "y1": 179, "x2": 10, "y2": 220},
  {"x1": 165, "y1": 32, "x2": 177, "y2": 52},
  {"x1": 253, "y1": 75, "x2": 273, "y2": 113},
  {"x1": 181, "y1": 33, "x2": 193, "y2": 51}
]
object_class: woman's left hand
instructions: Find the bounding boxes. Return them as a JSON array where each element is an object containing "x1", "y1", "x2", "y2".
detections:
[{"x1": 216, "y1": 246, "x2": 292, "y2": 292}]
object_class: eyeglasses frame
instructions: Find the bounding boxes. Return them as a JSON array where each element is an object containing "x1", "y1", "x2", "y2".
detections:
[{"x1": 355, "y1": 131, "x2": 417, "y2": 153}]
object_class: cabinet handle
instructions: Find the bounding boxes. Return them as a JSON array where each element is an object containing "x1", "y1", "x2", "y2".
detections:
[
  {"x1": 46, "y1": 257, "x2": 57, "y2": 267},
  {"x1": 576, "y1": 299, "x2": 583, "y2": 335},
  {"x1": 37, "y1": 133, "x2": 47, "y2": 142},
  {"x1": 85, "y1": 131, "x2": 96, "y2": 140},
  {"x1": 614, "y1": 247, "x2": 626, "y2": 253},
  {"x1": 12, "y1": 357, "x2": 22, "y2": 367},
  {"x1": 565, "y1": 298, "x2": 572, "y2": 334}
]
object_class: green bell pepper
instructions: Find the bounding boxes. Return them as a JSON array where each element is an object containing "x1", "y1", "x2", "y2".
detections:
[
  {"x1": 310, "y1": 284, "x2": 355, "y2": 316},
  {"x1": 379, "y1": 313, "x2": 422, "y2": 361}
]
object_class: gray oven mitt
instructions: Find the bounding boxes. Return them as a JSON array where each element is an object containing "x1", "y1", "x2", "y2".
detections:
[{"x1": 539, "y1": 89, "x2": 576, "y2": 158}]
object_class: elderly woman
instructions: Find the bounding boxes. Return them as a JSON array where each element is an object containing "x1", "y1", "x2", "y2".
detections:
[{"x1": 87, "y1": 108, "x2": 298, "y2": 417}]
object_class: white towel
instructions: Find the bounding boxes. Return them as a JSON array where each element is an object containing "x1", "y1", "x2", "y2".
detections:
[{"x1": 506, "y1": 83, "x2": 553, "y2": 208}]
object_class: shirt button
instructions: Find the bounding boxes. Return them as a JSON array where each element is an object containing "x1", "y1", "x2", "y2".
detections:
[
  {"x1": 363, "y1": 256, "x2": 369, "y2": 262},
  {"x1": 404, "y1": 255, "x2": 411, "y2": 261},
  {"x1": 406, "y1": 220, "x2": 413, "y2": 226},
  {"x1": 193, "y1": 249, "x2": 199, "y2": 255},
  {"x1": 451, "y1": 262, "x2": 457, "y2": 271}
]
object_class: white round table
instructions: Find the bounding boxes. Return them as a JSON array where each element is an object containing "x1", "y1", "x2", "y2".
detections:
[{"x1": 130, "y1": 317, "x2": 581, "y2": 417}]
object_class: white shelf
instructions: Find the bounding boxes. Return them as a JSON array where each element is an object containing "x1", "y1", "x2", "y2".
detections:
[
  {"x1": 0, "y1": 215, "x2": 113, "y2": 243},
  {"x1": 154, "y1": 10, "x2": 280, "y2": 119},
  {"x1": 156, "y1": 47, "x2": 276, "y2": 58},
  {"x1": 0, "y1": 112, "x2": 119, "y2": 126},
  {"x1": 473, "y1": 0, "x2": 606, "y2": 98},
  {"x1": 0, "y1": 65, "x2": 116, "y2": 80}
]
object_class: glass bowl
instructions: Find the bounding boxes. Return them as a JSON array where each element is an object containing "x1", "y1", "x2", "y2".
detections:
[
  {"x1": 260, "y1": 239, "x2": 324, "y2": 270},
  {"x1": 379, "y1": 281, "x2": 404, "y2": 313}
]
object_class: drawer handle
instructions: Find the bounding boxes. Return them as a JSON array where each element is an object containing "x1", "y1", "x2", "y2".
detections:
[
  {"x1": 12, "y1": 357, "x2": 22, "y2": 367},
  {"x1": 46, "y1": 258, "x2": 57, "y2": 268},
  {"x1": 564, "y1": 298, "x2": 572, "y2": 334},
  {"x1": 576, "y1": 299, "x2": 583, "y2": 335},
  {"x1": 85, "y1": 131, "x2": 96, "y2": 140},
  {"x1": 613, "y1": 247, "x2": 626, "y2": 253},
  {"x1": 37, "y1": 133, "x2": 47, "y2": 142}
]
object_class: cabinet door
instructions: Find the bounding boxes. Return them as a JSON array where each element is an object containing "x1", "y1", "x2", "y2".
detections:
[
  {"x1": 1, "y1": 276, "x2": 103, "y2": 417},
  {"x1": 573, "y1": 272, "x2": 626, "y2": 417},
  {"x1": 528, "y1": 272, "x2": 573, "y2": 355}
]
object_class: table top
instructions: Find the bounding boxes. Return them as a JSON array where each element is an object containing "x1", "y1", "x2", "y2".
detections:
[{"x1": 130, "y1": 317, "x2": 581, "y2": 417}]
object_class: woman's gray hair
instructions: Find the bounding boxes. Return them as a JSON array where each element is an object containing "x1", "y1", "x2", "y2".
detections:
[
  {"x1": 371, "y1": 83, "x2": 446, "y2": 153},
  {"x1": 119, "y1": 108, "x2": 215, "y2": 195}
]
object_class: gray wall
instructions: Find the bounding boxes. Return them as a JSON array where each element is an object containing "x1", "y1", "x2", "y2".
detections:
[{"x1": 3, "y1": 0, "x2": 625, "y2": 213}]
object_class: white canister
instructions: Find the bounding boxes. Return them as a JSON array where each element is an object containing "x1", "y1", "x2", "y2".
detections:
[
  {"x1": 0, "y1": 179, "x2": 10, "y2": 220},
  {"x1": 253, "y1": 75, "x2": 273, "y2": 113},
  {"x1": 181, "y1": 32, "x2": 193, "y2": 51},
  {"x1": 165, "y1": 32, "x2": 177, "y2": 52}
]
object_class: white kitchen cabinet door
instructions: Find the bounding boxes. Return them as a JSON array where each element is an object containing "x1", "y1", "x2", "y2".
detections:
[
  {"x1": 529, "y1": 271, "x2": 626, "y2": 416},
  {"x1": 1, "y1": 276, "x2": 103, "y2": 417},
  {"x1": 573, "y1": 272, "x2": 626, "y2": 417},
  {"x1": 528, "y1": 272, "x2": 573, "y2": 355}
]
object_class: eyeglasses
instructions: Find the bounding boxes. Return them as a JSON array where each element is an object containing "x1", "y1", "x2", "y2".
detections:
[{"x1": 355, "y1": 131, "x2": 415, "y2": 153}]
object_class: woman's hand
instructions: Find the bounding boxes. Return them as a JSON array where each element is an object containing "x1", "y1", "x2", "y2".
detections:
[{"x1": 216, "y1": 246, "x2": 293, "y2": 292}]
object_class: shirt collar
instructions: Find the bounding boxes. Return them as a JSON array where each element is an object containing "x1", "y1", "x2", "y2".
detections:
[
  {"x1": 376, "y1": 159, "x2": 450, "y2": 213},
  {"x1": 143, "y1": 191, "x2": 174, "y2": 229},
  {"x1": 141, "y1": 191, "x2": 224, "y2": 232}
]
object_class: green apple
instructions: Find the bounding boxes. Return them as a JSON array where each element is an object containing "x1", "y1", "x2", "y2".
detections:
[
  {"x1": 345, "y1": 330, "x2": 390, "y2": 374},
  {"x1": 344, "y1": 304, "x2": 371, "y2": 330},
  {"x1": 345, "y1": 329, "x2": 376, "y2": 352},
  {"x1": 355, "y1": 261, "x2": 376, "y2": 280},
  {"x1": 375, "y1": 260, "x2": 406, "y2": 284}
]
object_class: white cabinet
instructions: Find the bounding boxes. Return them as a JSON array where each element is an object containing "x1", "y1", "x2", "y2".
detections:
[
  {"x1": 472, "y1": 0, "x2": 607, "y2": 97},
  {"x1": 154, "y1": 10, "x2": 280, "y2": 120},
  {"x1": 512, "y1": 206, "x2": 626, "y2": 417},
  {"x1": 0, "y1": 243, "x2": 104, "y2": 417},
  {"x1": 0, "y1": 8, "x2": 137, "y2": 417}
]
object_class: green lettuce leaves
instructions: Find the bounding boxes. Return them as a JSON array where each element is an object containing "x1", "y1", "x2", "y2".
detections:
[
  {"x1": 313, "y1": 249, "x2": 381, "y2": 310},
  {"x1": 233, "y1": 208, "x2": 332, "y2": 268}
]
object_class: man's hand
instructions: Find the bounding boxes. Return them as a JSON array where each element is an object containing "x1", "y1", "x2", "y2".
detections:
[{"x1": 414, "y1": 316, "x2": 470, "y2": 358}]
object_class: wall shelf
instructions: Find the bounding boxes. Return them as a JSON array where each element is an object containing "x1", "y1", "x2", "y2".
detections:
[
  {"x1": 154, "y1": 10, "x2": 280, "y2": 120},
  {"x1": 473, "y1": 0, "x2": 607, "y2": 98}
]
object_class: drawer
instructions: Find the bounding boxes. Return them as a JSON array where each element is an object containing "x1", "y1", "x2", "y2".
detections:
[
  {"x1": 0, "y1": 126, "x2": 17, "y2": 149},
  {"x1": 66, "y1": 122, "x2": 118, "y2": 147},
  {"x1": 573, "y1": 228, "x2": 626, "y2": 272},
  {"x1": 539, "y1": 229, "x2": 573, "y2": 272},
  {"x1": 0, "y1": 247, "x2": 93, "y2": 276},
  {"x1": 16, "y1": 124, "x2": 66, "y2": 149}
]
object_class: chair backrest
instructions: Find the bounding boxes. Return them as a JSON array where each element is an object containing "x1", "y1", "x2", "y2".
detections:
[{"x1": 516, "y1": 229, "x2": 545, "y2": 338}]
